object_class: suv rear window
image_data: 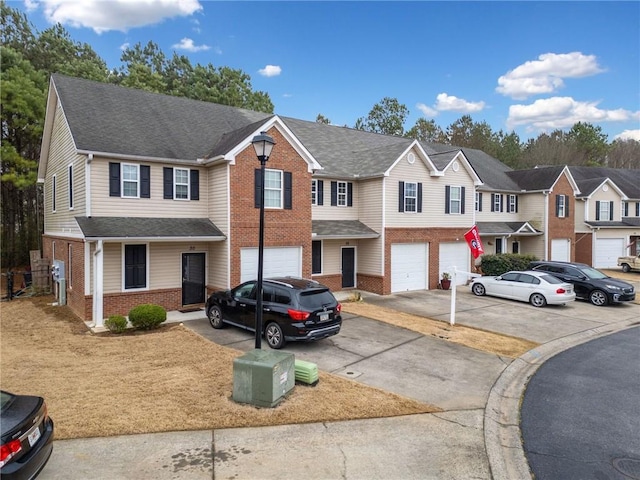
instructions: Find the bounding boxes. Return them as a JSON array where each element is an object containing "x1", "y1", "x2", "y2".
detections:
[{"x1": 298, "y1": 289, "x2": 336, "y2": 309}]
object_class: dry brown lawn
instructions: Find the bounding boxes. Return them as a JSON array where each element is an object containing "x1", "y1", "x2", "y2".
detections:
[{"x1": 0, "y1": 296, "x2": 439, "y2": 440}]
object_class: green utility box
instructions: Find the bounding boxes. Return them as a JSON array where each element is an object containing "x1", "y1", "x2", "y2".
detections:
[{"x1": 232, "y1": 349, "x2": 295, "y2": 407}]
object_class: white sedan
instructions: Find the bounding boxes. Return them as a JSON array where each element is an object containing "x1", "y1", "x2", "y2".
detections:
[{"x1": 470, "y1": 270, "x2": 576, "y2": 307}]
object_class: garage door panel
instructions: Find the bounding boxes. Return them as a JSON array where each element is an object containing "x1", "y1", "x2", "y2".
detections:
[
  {"x1": 551, "y1": 239, "x2": 570, "y2": 262},
  {"x1": 594, "y1": 238, "x2": 624, "y2": 268},
  {"x1": 241, "y1": 247, "x2": 301, "y2": 283},
  {"x1": 439, "y1": 242, "x2": 470, "y2": 286},
  {"x1": 391, "y1": 243, "x2": 428, "y2": 293}
]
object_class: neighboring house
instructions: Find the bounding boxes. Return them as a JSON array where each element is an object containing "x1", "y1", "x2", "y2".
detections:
[
  {"x1": 37, "y1": 74, "x2": 639, "y2": 325},
  {"x1": 568, "y1": 167, "x2": 640, "y2": 267}
]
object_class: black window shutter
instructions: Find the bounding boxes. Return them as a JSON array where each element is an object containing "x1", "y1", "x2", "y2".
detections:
[
  {"x1": 624, "y1": 202, "x2": 629, "y2": 217},
  {"x1": 461, "y1": 187, "x2": 466, "y2": 214},
  {"x1": 317, "y1": 180, "x2": 324, "y2": 206},
  {"x1": 491, "y1": 193, "x2": 495, "y2": 212},
  {"x1": 347, "y1": 182, "x2": 353, "y2": 207},
  {"x1": 398, "y1": 181, "x2": 405, "y2": 212},
  {"x1": 109, "y1": 162, "x2": 120, "y2": 197},
  {"x1": 445, "y1": 186, "x2": 451, "y2": 214},
  {"x1": 478, "y1": 193, "x2": 483, "y2": 211},
  {"x1": 515, "y1": 195, "x2": 518, "y2": 213},
  {"x1": 163, "y1": 167, "x2": 173, "y2": 199},
  {"x1": 555, "y1": 195, "x2": 560, "y2": 216},
  {"x1": 609, "y1": 201, "x2": 614, "y2": 220},
  {"x1": 190, "y1": 169, "x2": 199, "y2": 200},
  {"x1": 331, "y1": 181, "x2": 337, "y2": 206},
  {"x1": 500, "y1": 194, "x2": 504, "y2": 212},
  {"x1": 636, "y1": 202, "x2": 639, "y2": 216},
  {"x1": 595, "y1": 201, "x2": 600, "y2": 221},
  {"x1": 417, "y1": 183, "x2": 423, "y2": 213},
  {"x1": 254, "y1": 169, "x2": 262, "y2": 208},
  {"x1": 284, "y1": 172, "x2": 292, "y2": 209},
  {"x1": 140, "y1": 165, "x2": 150, "y2": 198},
  {"x1": 565, "y1": 195, "x2": 570, "y2": 216}
]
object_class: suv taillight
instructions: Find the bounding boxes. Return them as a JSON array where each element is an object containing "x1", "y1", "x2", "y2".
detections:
[
  {"x1": 287, "y1": 309, "x2": 310, "y2": 321},
  {"x1": 336, "y1": 303, "x2": 342, "y2": 313}
]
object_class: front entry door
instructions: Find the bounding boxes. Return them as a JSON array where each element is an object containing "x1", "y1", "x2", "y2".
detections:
[
  {"x1": 341, "y1": 247, "x2": 355, "y2": 288},
  {"x1": 182, "y1": 253, "x2": 205, "y2": 305}
]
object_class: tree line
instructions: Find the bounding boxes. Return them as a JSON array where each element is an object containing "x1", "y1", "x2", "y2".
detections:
[{"x1": 1, "y1": 1, "x2": 638, "y2": 269}]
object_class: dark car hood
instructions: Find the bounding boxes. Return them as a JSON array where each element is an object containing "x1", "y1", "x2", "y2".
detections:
[{"x1": 593, "y1": 277, "x2": 634, "y2": 290}]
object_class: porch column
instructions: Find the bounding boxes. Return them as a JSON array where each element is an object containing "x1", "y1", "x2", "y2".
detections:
[{"x1": 92, "y1": 240, "x2": 104, "y2": 328}]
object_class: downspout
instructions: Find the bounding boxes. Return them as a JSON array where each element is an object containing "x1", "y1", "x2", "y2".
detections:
[
  {"x1": 91, "y1": 239, "x2": 104, "y2": 328},
  {"x1": 543, "y1": 192, "x2": 550, "y2": 260},
  {"x1": 85, "y1": 153, "x2": 92, "y2": 216}
]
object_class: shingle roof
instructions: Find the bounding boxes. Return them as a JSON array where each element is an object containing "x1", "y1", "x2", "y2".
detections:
[
  {"x1": 312, "y1": 220, "x2": 379, "y2": 238},
  {"x1": 506, "y1": 166, "x2": 566, "y2": 191},
  {"x1": 52, "y1": 74, "x2": 271, "y2": 160},
  {"x1": 569, "y1": 166, "x2": 640, "y2": 199},
  {"x1": 75, "y1": 217, "x2": 224, "y2": 239},
  {"x1": 476, "y1": 222, "x2": 542, "y2": 235}
]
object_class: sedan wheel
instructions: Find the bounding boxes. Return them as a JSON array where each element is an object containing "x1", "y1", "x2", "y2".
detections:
[
  {"x1": 589, "y1": 289, "x2": 608, "y2": 306},
  {"x1": 207, "y1": 305, "x2": 224, "y2": 329},
  {"x1": 472, "y1": 283, "x2": 486, "y2": 296},
  {"x1": 265, "y1": 322, "x2": 285, "y2": 349},
  {"x1": 530, "y1": 293, "x2": 547, "y2": 308}
]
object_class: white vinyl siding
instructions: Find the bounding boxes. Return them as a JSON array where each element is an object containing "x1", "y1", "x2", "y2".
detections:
[{"x1": 312, "y1": 179, "x2": 359, "y2": 221}]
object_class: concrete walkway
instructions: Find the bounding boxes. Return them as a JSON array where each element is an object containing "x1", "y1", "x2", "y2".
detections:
[{"x1": 40, "y1": 282, "x2": 639, "y2": 479}]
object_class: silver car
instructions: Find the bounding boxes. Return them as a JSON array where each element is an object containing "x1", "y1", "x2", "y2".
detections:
[{"x1": 470, "y1": 270, "x2": 576, "y2": 307}]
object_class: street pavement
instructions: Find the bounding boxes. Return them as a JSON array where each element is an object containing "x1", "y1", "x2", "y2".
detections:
[{"x1": 38, "y1": 278, "x2": 640, "y2": 479}]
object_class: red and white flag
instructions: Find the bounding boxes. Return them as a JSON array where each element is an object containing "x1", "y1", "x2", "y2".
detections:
[{"x1": 464, "y1": 225, "x2": 484, "y2": 259}]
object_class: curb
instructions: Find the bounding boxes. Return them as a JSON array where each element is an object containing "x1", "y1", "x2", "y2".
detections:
[{"x1": 484, "y1": 319, "x2": 640, "y2": 480}]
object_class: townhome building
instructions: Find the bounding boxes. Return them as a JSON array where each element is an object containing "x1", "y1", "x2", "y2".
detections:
[{"x1": 37, "y1": 74, "x2": 639, "y2": 326}]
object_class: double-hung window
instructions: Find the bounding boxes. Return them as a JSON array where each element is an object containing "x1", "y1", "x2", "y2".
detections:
[
  {"x1": 449, "y1": 186, "x2": 462, "y2": 214},
  {"x1": 598, "y1": 201, "x2": 611, "y2": 221},
  {"x1": 557, "y1": 195, "x2": 566, "y2": 217},
  {"x1": 493, "y1": 194, "x2": 502, "y2": 212},
  {"x1": 475, "y1": 192, "x2": 482, "y2": 212},
  {"x1": 337, "y1": 181, "x2": 348, "y2": 207},
  {"x1": 122, "y1": 163, "x2": 140, "y2": 197},
  {"x1": 507, "y1": 194, "x2": 517, "y2": 213},
  {"x1": 311, "y1": 180, "x2": 318, "y2": 206},
  {"x1": 174, "y1": 168, "x2": 189, "y2": 200},
  {"x1": 265, "y1": 169, "x2": 283, "y2": 208},
  {"x1": 404, "y1": 182, "x2": 418, "y2": 213}
]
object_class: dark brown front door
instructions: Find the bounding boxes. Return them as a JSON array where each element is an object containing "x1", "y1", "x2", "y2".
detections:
[{"x1": 182, "y1": 253, "x2": 205, "y2": 305}]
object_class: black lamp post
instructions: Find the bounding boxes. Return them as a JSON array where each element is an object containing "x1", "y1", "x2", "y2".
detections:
[{"x1": 251, "y1": 131, "x2": 275, "y2": 349}]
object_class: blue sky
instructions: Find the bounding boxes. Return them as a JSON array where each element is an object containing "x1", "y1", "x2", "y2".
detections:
[{"x1": 14, "y1": 0, "x2": 640, "y2": 142}]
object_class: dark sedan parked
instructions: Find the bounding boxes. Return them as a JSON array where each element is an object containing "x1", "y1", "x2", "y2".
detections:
[
  {"x1": 529, "y1": 260, "x2": 636, "y2": 306},
  {"x1": 205, "y1": 277, "x2": 342, "y2": 349},
  {"x1": 1, "y1": 391, "x2": 54, "y2": 480}
]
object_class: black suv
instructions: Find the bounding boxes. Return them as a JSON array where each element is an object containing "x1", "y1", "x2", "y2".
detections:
[
  {"x1": 205, "y1": 277, "x2": 342, "y2": 349},
  {"x1": 529, "y1": 261, "x2": 636, "y2": 306}
]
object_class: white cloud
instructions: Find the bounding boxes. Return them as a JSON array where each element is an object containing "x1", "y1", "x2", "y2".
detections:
[
  {"x1": 615, "y1": 130, "x2": 640, "y2": 141},
  {"x1": 496, "y1": 52, "x2": 604, "y2": 100},
  {"x1": 119, "y1": 42, "x2": 129, "y2": 51},
  {"x1": 416, "y1": 102, "x2": 438, "y2": 117},
  {"x1": 171, "y1": 37, "x2": 210, "y2": 52},
  {"x1": 258, "y1": 65, "x2": 281, "y2": 77},
  {"x1": 37, "y1": 0, "x2": 203, "y2": 33},
  {"x1": 415, "y1": 94, "x2": 484, "y2": 118},
  {"x1": 24, "y1": 0, "x2": 39, "y2": 12},
  {"x1": 506, "y1": 96, "x2": 640, "y2": 132}
]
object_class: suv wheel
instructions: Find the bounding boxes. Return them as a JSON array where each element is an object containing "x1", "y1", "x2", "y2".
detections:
[
  {"x1": 589, "y1": 289, "x2": 608, "y2": 306},
  {"x1": 207, "y1": 305, "x2": 224, "y2": 328},
  {"x1": 265, "y1": 322, "x2": 285, "y2": 349}
]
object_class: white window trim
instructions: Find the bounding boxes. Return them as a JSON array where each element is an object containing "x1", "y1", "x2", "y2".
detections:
[
  {"x1": 311, "y1": 179, "x2": 318, "y2": 206},
  {"x1": 174, "y1": 167, "x2": 190, "y2": 201},
  {"x1": 337, "y1": 181, "x2": 348, "y2": 207},
  {"x1": 52, "y1": 174, "x2": 57, "y2": 213},
  {"x1": 121, "y1": 243, "x2": 149, "y2": 291},
  {"x1": 508, "y1": 194, "x2": 516, "y2": 213},
  {"x1": 558, "y1": 195, "x2": 566, "y2": 218},
  {"x1": 449, "y1": 186, "x2": 462, "y2": 215},
  {"x1": 68, "y1": 164, "x2": 74, "y2": 210},
  {"x1": 265, "y1": 169, "x2": 283, "y2": 209},
  {"x1": 599, "y1": 201, "x2": 610, "y2": 220},
  {"x1": 475, "y1": 192, "x2": 480, "y2": 212},
  {"x1": 121, "y1": 163, "x2": 140, "y2": 198},
  {"x1": 404, "y1": 181, "x2": 418, "y2": 213},
  {"x1": 493, "y1": 194, "x2": 502, "y2": 212}
]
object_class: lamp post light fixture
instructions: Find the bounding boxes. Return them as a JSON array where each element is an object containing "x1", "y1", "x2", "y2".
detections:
[{"x1": 251, "y1": 131, "x2": 275, "y2": 349}]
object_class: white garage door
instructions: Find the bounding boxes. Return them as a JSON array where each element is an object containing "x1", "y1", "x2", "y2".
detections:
[
  {"x1": 391, "y1": 243, "x2": 428, "y2": 292},
  {"x1": 551, "y1": 239, "x2": 570, "y2": 262},
  {"x1": 594, "y1": 238, "x2": 624, "y2": 268},
  {"x1": 439, "y1": 242, "x2": 470, "y2": 286},
  {"x1": 240, "y1": 247, "x2": 301, "y2": 283}
]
